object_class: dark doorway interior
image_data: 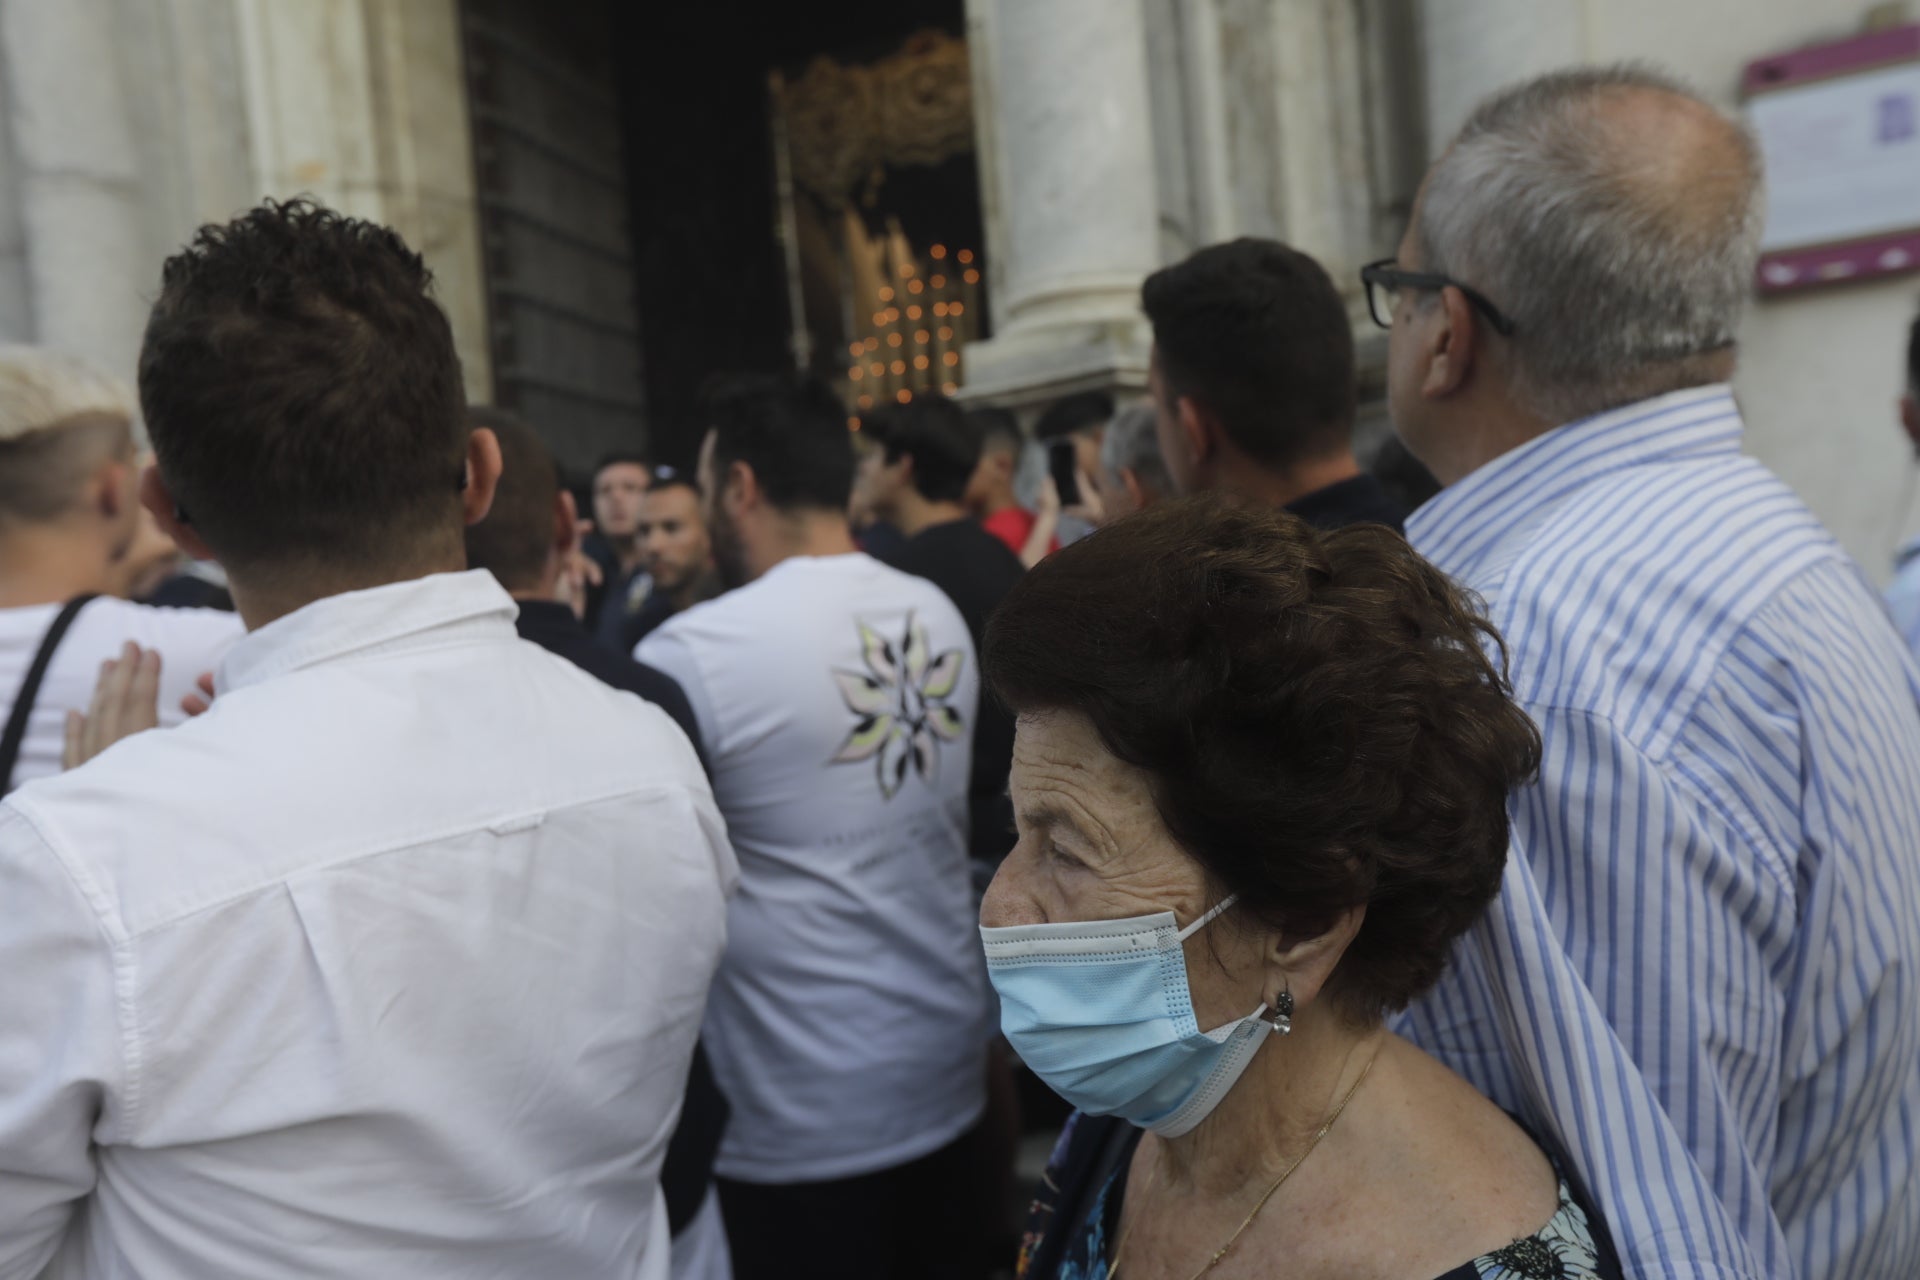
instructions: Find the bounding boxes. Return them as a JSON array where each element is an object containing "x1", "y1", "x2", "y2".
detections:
[
  {"x1": 463, "y1": 0, "x2": 973, "y2": 478},
  {"x1": 611, "y1": 1, "x2": 969, "y2": 471}
]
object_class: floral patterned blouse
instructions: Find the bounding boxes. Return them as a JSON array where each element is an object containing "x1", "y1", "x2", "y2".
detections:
[{"x1": 1018, "y1": 1112, "x2": 1623, "y2": 1280}]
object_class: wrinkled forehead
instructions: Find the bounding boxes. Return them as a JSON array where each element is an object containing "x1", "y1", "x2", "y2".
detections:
[{"x1": 1010, "y1": 710, "x2": 1161, "y2": 839}]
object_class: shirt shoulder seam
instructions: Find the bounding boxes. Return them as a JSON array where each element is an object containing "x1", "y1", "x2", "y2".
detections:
[
  {"x1": 110, "y1": 778, "x2": 712, "y2": 944},
  {"x1": 5, "y1": 800, "x2": 147, "y2": 1134}
]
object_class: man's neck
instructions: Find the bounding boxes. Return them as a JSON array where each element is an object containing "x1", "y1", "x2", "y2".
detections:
[
  {"x1": 893, "y1": 492, "x2": 971, "y2": 538},
  {"x1": 972, "y1": 488, "x2": 1016, "y2": 519},
  {"x1": 227, "y1": 552, "x2": 468, "y2": 631},
  {"x1": 667, "y1": 573, "x2": 709, "y2": 613},
  {"x1": 0, "y1": 526, "x2": 114, "y2": 609},
  {"x1": 748, "y1": 509, "x2": 859, "y2": 580},
  {"x1": 1210, "y1": 448, "x2": 1363, "y2": 510},
  {"x1": 607, "y1": 535, "x2": 645, "y2": 577}
]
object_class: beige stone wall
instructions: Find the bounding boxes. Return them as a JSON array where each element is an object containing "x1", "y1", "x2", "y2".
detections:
[
  {"x1": 1421, "y1": 0, "x2": 1920, "y2": 582},
  {"x1": 234, "y1": 0, "x2": 490, "y2": 403},
  {"x1": 0, "y1": 0, "x2": 489, "y2": 401}
]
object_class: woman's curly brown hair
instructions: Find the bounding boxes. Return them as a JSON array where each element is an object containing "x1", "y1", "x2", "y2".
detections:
[{"x1": 983, "y1": 494, "x2": 1542, "y2": 1019}]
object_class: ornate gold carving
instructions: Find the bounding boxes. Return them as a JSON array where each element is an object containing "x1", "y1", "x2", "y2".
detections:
[{"x1": 781, "y1": 30, "x2": 973, "y2": 208}]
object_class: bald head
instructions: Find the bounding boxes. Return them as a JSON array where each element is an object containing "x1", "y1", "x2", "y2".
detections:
[{"x1": 1415, "y1": 65, "x2": 1764, "y2": 424}]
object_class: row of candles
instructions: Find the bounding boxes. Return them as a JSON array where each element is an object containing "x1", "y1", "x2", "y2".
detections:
[{"x1": 846, "y1": 242, "x2": 983, "y2": 411}]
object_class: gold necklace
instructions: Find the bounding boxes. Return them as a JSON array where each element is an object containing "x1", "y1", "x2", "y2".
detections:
[{"x1": 1108, "y1": 1045, "x2": 1380, "y2": 1280}]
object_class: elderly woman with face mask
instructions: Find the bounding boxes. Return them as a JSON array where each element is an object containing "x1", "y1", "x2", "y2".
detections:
[{"x1": 979, "y1": 497, "x2": 1621, "y2": 1280}]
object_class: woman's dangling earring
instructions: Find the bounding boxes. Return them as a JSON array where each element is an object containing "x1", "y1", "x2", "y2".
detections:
[{"x1": 1269, "y1": 983, "x2": 1294, "y2": 1035}]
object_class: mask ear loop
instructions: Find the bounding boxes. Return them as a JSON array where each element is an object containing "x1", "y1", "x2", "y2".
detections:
[{"x1": 1174, "y1": 893, "x2": 1239, "y2": 942}]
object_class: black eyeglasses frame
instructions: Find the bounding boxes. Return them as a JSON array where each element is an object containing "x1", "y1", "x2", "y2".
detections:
[{"x1": 1359, "y1": 258, "x2": 1517, "y2": 337}]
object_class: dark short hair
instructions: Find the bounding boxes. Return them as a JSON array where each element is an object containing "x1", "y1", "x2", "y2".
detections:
[
  {"x1": 1142, "y1": 238, "x2": 1356, "y2": 469},
  {"x1": 984, "y1": 496, "x2": 1541, "y2": 1019},
  {"x1": 645, "y1": 466, "x2": 699, "y2": 504},
  {"x1": 138, "y1": 198, "x2": 467, "y2": 571},
  {"x1": 860, "y1": 395, "x2": 984, "y2": 503},
  {"x1": 593, "y1": 451, "x2": 650, "y2": 483},
  {"x1": 703, "y1": 374, "x2": 853, "y2": 514},
  {"x1": 463, "y1": 406, "x2": 555, "y2": 593},
  {"x1": 968, "y1": 407, "x2": 1022, "y2": 454},
  {"x1": 1035, "y1": 391, "x2": 1113, "y2": 442}
]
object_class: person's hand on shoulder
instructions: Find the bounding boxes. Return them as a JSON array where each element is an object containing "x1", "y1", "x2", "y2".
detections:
[{"x1": 63, "y1": 643, "x2": 162, "y2": 769}]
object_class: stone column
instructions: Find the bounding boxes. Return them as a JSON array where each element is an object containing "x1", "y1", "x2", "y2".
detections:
[
  {"x1": 1418, "y1": 0, "x2": 1582, "y2": 145},
  {"x1": 960, "y1": 0, "x2": 1163, "y2": 410},
  {"x1": 0, "y1": 0, "x2": 153, "y2": 375},
  {"x1": 232, "y1": 0, "x2": 491, "y2": 402}
]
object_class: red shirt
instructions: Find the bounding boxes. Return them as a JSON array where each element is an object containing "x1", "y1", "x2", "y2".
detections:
[{"x1": 981, "y1": 507, "x2": 1056, "y2": 559}]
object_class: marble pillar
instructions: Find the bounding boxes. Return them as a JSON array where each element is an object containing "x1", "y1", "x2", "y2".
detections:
[
  {"x1": 0, "y1": 0, "x2": 154, "y2": 376},
  {"x1": 0, "y1": 0, "x2": 486, "y2": 397},
  {"x1": 234, "y1": 0, "x2": 490, "y2": 402},
  {"x1": 960, "y1": 0, "x2": 1163, "y2": 411}
]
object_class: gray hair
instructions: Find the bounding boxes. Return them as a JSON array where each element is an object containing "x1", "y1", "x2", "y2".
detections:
[
  {"x1": 1101, "y1": 403, "x2": 1170, "y2": 494},
  {"x1": 1418, "y1": 65, "x2": 1765, "y2": 424}
]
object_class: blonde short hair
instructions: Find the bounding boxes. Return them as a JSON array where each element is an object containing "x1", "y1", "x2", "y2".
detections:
[{"x1": 0, "y1": 346, "x2": 138, "y2": 525}]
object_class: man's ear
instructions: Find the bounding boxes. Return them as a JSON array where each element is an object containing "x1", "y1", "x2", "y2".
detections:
[
  {"x1": 1421, "y1": 287, "x2": 1479, "y2": 399},
  {"x1": 1122, "y1": 466, "x2": 1148, "y2": 512},
  {"x1": 140, "y1": 464, "x2": 216, "y2": 562},
  {"x1": 463, "y1": 428, "x2": 503, "y2": 527},
  {"x1": 554, "y1": 489, "x2": 580, "y2": 557},
  {"x1": 724, "y1": 458, "x2": 759, "y2": 518},
  {"x1": 1178, "y1": 394, "x2": 1218, "y2": 469},
  {"x1": 91, "y1": 456, "x2": 132, "y2": 522}
]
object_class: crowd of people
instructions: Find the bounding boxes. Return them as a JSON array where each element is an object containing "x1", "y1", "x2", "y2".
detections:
[{"x1": 1, "y1": 61, "x2": 1919, "y2": 1280}]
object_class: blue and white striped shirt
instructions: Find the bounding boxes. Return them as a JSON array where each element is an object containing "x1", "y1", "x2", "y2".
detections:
[{"x1": 1396, "y1": 385, "x2": 1920, "y2": 1279}]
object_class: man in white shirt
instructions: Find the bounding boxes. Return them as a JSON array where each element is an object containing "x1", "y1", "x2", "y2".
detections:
[
  {"x1": 638, "y1": 376, "x2": 996, "y2": 1280},
  {"x1": 0, "y1": 346, "x2": 240, "y2": 792},
  {"x1": 0, "y1": 198, "x2": 736, "y2": 1279}
]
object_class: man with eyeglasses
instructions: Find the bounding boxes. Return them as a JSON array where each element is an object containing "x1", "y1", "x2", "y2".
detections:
[{"x1": 1373, "y1": 67, "x2": 1920, "y2": 1279}]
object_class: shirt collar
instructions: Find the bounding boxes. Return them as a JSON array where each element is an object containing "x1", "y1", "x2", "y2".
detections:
[
  {"x1": 1407, "y1": 384, "x2": 1744, "y2": 583},
  {"x1": 217, "y1": 570, "x2": 520, "y2": 695}
]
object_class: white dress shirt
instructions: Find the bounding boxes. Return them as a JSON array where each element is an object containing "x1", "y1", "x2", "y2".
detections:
[
  {"x1": 0, "y1": 571, "x2": 737, "y2": 1279},
  {"x1": 1397, "y1": 387, "x2": 1920, "y2": 1279},
  {"x1": 639, "y1": 553, "x2": 993, "y2": 1184},
  {"x1": 0, "y1": 598, "x2": 241, "y2": 788}
]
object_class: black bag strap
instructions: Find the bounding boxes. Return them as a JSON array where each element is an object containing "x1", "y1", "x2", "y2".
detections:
[{"x1": 0, "y1": 594, "x2": 99, "y2": 795}]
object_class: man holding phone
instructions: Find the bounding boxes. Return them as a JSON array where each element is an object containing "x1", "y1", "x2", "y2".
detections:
[{"x1": 1033, "y1": 391, "x2": 1111, "y2": 546}]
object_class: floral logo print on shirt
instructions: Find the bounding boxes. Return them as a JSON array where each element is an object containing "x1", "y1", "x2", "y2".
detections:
[{"x1": 830, "y1": 613, "x2": 966, "y2": 798}]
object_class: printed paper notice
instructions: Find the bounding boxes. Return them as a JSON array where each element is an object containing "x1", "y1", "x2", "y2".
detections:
[{"x1": 1749, "y1": 62, "x2": 1920, "y2": 251}]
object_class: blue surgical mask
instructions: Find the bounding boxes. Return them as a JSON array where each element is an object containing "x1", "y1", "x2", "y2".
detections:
[{"x1": 980, "y1": 896, "x2": 1273, "y2": 1137}]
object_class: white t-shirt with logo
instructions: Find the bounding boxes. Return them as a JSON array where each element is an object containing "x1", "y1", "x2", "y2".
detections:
[
  {"x1": 0, "y1": 597, "x2": 244, "y2": 789},
  {"x1": 639, "y1": 553, "x2": 992, "y2": 1184}
]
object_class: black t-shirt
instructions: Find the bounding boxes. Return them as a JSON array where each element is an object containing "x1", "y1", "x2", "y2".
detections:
[
  {"x1": 511, "y1": 597, "x2": 722, "y2": 1234},
  {"x1": 1284, "y1": 473, "x2": 1408, "y2": 533},
  {"x1": 886, "y1": 518, "x2": 1024, "y2": 866}
]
